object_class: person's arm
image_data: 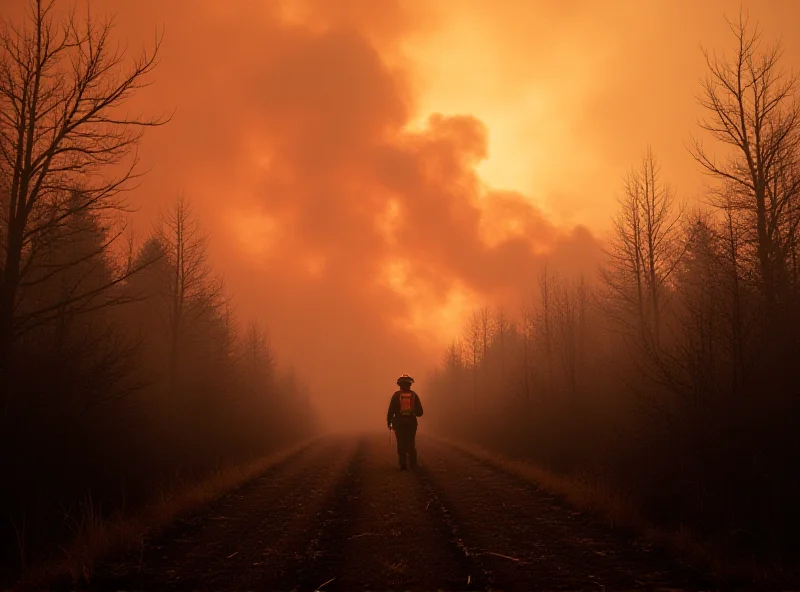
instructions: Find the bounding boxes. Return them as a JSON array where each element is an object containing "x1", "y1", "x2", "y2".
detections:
[
  {"x1": 387, "y1": 393, "x2": 397, "y2": 428},
  {"x1": 414, "y1": 392, "x2": 423, "y2": 417}
]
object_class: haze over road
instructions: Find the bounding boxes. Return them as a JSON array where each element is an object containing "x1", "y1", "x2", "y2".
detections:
[{"x1": 92, "y1": 435, "x2": 710, "y2": 591}]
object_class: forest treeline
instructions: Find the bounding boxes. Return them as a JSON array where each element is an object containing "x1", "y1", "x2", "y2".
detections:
[
  {"x1": 0, "y1": 2, "x2": 315, "y2": 580},
  {"x1": 428, "y1": 16, "x2": 800, "y2": 565}
]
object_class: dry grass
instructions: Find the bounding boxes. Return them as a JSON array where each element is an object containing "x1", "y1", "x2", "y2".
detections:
[
  {"x1": 16, "y1": 437, "x2": 320, "y2": 588},
  {"x1": 432, "y1": 435, "x2": 790, "y2": 588}
]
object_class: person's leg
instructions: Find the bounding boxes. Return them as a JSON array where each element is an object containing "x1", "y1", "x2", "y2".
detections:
[
  {"x1": 408, "y1": 424, "x2": 418, "y2": 468},
  {"x1": 396, "y1": 425, "x2": 408, "y2": 469}
]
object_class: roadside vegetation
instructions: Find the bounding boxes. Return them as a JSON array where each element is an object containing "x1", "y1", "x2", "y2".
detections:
[
  {"x1": 428, "y1": 13, "x2": 800, "y2": 586},
  {"x1": 0, "y1": 2, "x2": 316, "y2": 585}
]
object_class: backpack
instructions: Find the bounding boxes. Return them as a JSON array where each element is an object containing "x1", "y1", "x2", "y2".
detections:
[{"x1": 399, "y1": 391, "x2": 415, "y2": 416}]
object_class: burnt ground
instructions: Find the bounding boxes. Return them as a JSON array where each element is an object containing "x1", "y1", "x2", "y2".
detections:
[{"x1": 79, "y1": 433, "x2": 718, "y2": 591}]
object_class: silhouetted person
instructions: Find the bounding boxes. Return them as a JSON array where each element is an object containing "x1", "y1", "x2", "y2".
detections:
[{"x1": 387, "y1": 374, "x2": 424, "y2": 470}]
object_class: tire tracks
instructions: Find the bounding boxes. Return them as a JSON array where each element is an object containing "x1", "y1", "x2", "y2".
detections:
[
  {"x1": 419, "y1": 436, "x2": 712, "y2": 591},
  {"x1": 82, "y1": 434, "x2": 714, "y2": 591},
  {"x1": 334, "y1": 433, "x2": 470, "y2": 590},
  {"x1": 91, "y1": 436, "x2": 355, "y2": 590},
  {"x1": 268, "y1": 436, "x2": 366, "y2": 591},
  {"x1": 415, "y1": 462, "x2": 494, "y2": 590}
]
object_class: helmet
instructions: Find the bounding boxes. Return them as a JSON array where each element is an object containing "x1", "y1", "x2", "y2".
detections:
[{"x1": 397, "y1": 374, "x2": 414, "y2": 386}]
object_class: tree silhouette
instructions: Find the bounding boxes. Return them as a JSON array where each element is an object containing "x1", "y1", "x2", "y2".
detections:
[{"x1": 0, "y1": 0, "x2": 166, "y2": 407}]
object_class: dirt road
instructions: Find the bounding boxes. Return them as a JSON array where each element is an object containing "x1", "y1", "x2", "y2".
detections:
[{"x1": 89, "y1": 434, "x2": 712, "y2": 591}]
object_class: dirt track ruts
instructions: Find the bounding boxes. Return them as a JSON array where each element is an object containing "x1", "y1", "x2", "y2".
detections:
[{"x1": 84, "y1": 433, "x2": 714, "y2": 591}]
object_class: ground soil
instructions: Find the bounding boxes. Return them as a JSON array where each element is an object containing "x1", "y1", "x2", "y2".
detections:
[{"x1": 75, "y1": 433, "x2": 718, "y2": 591}]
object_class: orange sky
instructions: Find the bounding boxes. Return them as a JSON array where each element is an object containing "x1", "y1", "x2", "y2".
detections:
[{"x1": 7, "y1": 0, "x2": 800, "y2": 428}]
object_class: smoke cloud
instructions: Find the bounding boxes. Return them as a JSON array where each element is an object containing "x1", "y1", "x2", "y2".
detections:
[{"x1": 14, "y1": 0, "x2": 796, "y2": 427}]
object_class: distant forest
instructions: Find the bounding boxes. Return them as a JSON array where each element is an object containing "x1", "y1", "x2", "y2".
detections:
[
  {"x1": 0, "y1": 2, "x2": 315, "y2": 580},
  {"x1": 428, "y1": 15, "x2": 800, "y2": 566}
]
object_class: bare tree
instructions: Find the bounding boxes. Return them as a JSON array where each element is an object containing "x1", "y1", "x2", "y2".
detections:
[
  {"x1": 443, "y1": 339, "x2": 462, "y2": 373},
  {"x1": 560, "y1": 275, "x2": 593, "y2": 404},
  {"x1": 478, "y1": 304, "x2": 493, "y2": 377},
  {"x1": 494, "y1": 306, "x2": 511, "y2": 382},
  {"x1": 439, "y1": 340, "x2": 462, "y2": 425},
  {"x1": 220, "y1": 301, "x2": 240, "y2": 363},
  {"x1": 602, "y1": 147, "x2": 684, "y2": 344},
  {"x1": 719, "y1": 192, "x2": 748, "y2": 389},
  {"x1": 665, "y1": 215, "x2": 727, "y2": 410},
  {"x1": 690, "y1": 11, "x2": 800, "y2": 308},
  {"x1": 158, "y1": 195, "x2": 224, "y2": 392},
  {"x1": 0, "y1": 0, "x2": 166, "y2": 401},
  {"x1": 463, "y1": 311, "x2": 482, "y2": 411},
  {"x1": 241, "y1": 321, "x2": 275, "y2": 397},
  {"x1": 535, "y1": 267, "x2": 555, "y2": 397},
  {"x1": 519, "y1": 297, "x2": 534, "y2": 416}
]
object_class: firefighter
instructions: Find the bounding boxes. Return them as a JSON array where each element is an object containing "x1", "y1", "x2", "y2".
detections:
[{"x1": 387, "y1": 374, "x2": 424, "y2": 470}]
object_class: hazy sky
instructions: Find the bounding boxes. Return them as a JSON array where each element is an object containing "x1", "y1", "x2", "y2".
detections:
[{"x1": 5, "y1": 0, "x2": 800, "y2": 427}]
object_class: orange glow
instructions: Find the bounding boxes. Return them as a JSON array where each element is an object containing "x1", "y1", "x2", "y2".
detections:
[
  {"x1": 34, "y1": 0, "x2": 800, "y2": 425},
  {"x1": 377, "y1": 258, "x2": 479, "y2": 348},
  {"x1": 227, "y1": 210, "x2": 281, "y2": 260}
]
